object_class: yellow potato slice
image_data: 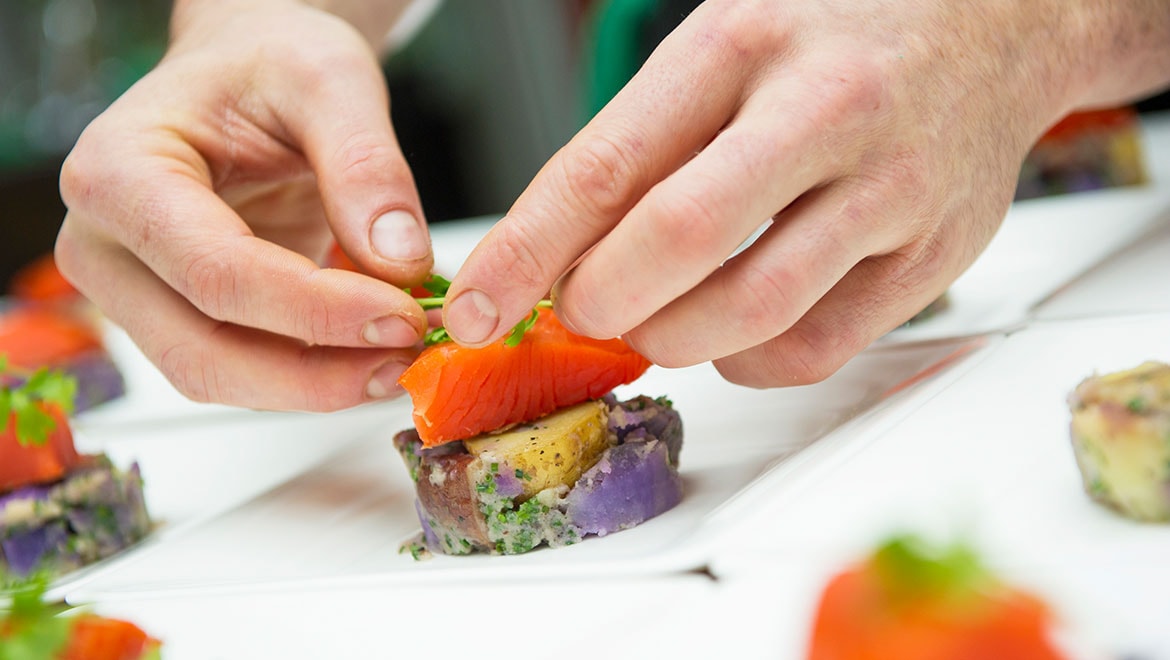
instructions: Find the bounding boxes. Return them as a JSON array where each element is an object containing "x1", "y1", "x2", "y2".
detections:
[{"x1": 464, "y1": 400, "x2": 611, "y2": 500}]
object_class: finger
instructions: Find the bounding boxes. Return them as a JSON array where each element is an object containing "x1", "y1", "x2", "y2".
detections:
[
  {"x1": 443, "y1": 18, "x2": 755, "y2": 347},
  {"x1": 622, "y1": 177, "x2": 909, "y2": 367},
  {"x1": 267, "y1": 44, "x2": 433, "y2": 287},
  {"x1": 55, "y1": 218, "x2": 416, "y2": 411},
  {"x1": 711, "y1": 245, "x2": 955, "y2": 389},
  {"x1": 549, "y1": 76, "x2": 857, "y2": 340},
  {"x1": 58, "y1": 153, "x2": 425, "y2": 349}
]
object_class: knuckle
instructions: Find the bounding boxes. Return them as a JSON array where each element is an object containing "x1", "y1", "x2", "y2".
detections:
[
  {"x1": 713, "y1": 358, "x2": 764, "y2": 389},
  {"x1": 277, "y1": 33, "x2": 370, "y2": 91},
  {"x1": 713, "y1": 319, "x2": 846, "y2": 389},
  {"x1": 157, "y1": 341, "x2": 219, "y2": 404},
  {"x1": 52, "y1": 221, "x2": 84, "y2": 284},
  {"x1": 734, "y1": 262, "x2": 801, "y2": 333},
  {"x1": 58, "y1": 152, "x2": 88, "y2": 209},
  {"x1": 643, "y1": 182, "x2": 723, "y2": 261},
  {"x1": 866, "y1": 248, "x2": 940, "y2": 306},
  {"x1": 905, "y1": 236, "x2": 948, "y2": 285},
  {"x1": 176, "y1": 244, "x2": 237, "y2": 321},
  {"x1": 58, "y1": 128, "x2": 111, "y2": 211},
  {"x1": 555, "y1": 274, "x2": 619, "y2": 338},
  {"x1": 332, "y1": 133, "x2": 407, "y2": 186},
  {"x1": 623, "y1": 328, "x2": 685, "y2": 369},
  {"x1": 843, "y1": 150, "x2": 930, "y2": 239},
  {"x1": 490, "y1": 220, "x2": 555, "y2": 294},
  {"x1": 557, "y1": 132, "x2": 642, "y2": 221},
  {"x1": 770, "y1": 321, "x2": 845, "y2": 385},
  {"x1": 296, "y1": 274, "x2": 340, "y2": 346},
  {"x1": 830, "y1": 59, "x2": 889, "y2": 119},
  {"x1": 690, "y1": 0, "x2": 779, "y2": 63},
  {"x1": 881, "y1": 148, "x2": 933, "y2": 208}
]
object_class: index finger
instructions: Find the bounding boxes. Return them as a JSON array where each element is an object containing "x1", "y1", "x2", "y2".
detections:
[
  {"x1": 59, "y1": 142, "x2": 426, "y2": 349},
  {"x1": 444, "y1": 20, "x2": 750, "y2": 346}
]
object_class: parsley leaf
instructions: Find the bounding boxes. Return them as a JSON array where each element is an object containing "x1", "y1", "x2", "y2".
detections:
[
  {"x1": 504, "y1": 309, "x2": 540, "y2": 347},
  {"x1": 423, "y1": 326, "x2": 452, "y2": 347},
  {"x1": 1, "y1": 357, "x2": 78, "y2": 446},
  {"x1": 411, "y1": 274, "x2": 552, "y2": 348},
  {"x1": 413, "y1": 274, "x2": 452, "y2": 311},
  {"x1": 0, "y1": 572, "x2": 73, "y2": 660}
]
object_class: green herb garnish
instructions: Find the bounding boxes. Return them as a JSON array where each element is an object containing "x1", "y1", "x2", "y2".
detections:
[
  {"x1": 0, "y1": 355, "x2": 77, "y2": 447},
  {"x1": 408, "y1": 275, "x2": 552, "y2": 348},
  {"x1": 871, "y1": 535, "x2": 992, "y2": 608},
  {"x1": 504, "y1": 309, "x2": 540, "y2": 348},
  {"x1": 0, "y1": 571, "x2": 73, "y2": 660}
]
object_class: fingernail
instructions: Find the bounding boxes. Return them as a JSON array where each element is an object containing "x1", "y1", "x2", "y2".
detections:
[
  {"x1": 362, "y1": 315, "x2": 420, "y2": 347},
  {"x1": 371, "y1": 210, "x2": 429, "y2": 261},
  {"x1": 366, "y1": 360, "x2": 409, "y2": 400},
  {"x1": 446, "y1": 289, "x2": 498, "y2": 344}
]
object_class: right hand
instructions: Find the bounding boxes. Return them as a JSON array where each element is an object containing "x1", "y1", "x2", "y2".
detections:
[{"x1": 56, "y1": 2, "x2": 432, "y2": 411}]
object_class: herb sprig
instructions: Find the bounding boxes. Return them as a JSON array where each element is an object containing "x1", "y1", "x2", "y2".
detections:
[
  {"x1": 0, "y1": 355, "x2": 77, "y2": 447},
  {"x1": 0, "y1": 571, "x2": 73, "y2": 659},
  {"x1": 410, "y1": 275, "x2": 551, "y2": 348}
]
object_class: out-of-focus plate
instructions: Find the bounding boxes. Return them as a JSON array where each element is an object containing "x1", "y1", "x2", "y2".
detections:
[
  {"x1": 85, "y1": 574, "x2": 738, "y2": 660},
  {"x1": 84, "y1": 575, "x2": 730, "y2": 660},
  {"x1": 60, "y1": 333, "x2": 990, "y2": 601},
  {"x1": 706, "y1": 314, "x2": 1170, "y2": 659},
  {"x1": 43, "y1": 400, "x2": 408, "y2": 597}
]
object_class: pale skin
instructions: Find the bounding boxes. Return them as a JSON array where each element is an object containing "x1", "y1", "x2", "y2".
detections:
[
  {"x1": 58, "y1": 0, "x2": 425, "y2": 410},
  {"x1": 57, "y1": 0, "x2": 1170, "y2": 410}
]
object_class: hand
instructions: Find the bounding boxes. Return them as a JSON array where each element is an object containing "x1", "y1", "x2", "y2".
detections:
[
  {"x1": 57, "y1": 1, "x2": 432, "y2": 410},
  {"x1": 444, "y1": 0, "x2": 1165, "y2": 387}
]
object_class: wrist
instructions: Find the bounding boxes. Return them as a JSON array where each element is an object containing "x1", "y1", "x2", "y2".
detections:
[
  {"x1": 1067, "y1": 0, "x2": 1170, "y2": 109},
  {"x1": 170, "y1": 0, "x2": 419, "y2": 53},
  {"x1": 169, "y1": 0, "x2": 296, "y2": 52}
]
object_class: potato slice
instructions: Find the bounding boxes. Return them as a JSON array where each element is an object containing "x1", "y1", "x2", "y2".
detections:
[{"x1": 464, "y1": 400, "x2": 610, "y2": 500}]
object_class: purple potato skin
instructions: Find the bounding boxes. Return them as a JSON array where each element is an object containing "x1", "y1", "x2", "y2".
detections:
[
  {"x1": 413, "y1": 450, "x2": 492, "y2": 548},
  {"x1": 394, "y1": 395, "x2": 683, "y2": 556},
  {"x1": 565, "y1": 439, "x2": 683, "y2": 536},
  {"x1": 0, "y1": 457, "x2": 151, "y2": 581},
  {"x1": 67, "y1": 351, "x2": 126, "y2": 412},
  {"x1": 2, "y1": 522, "x2": 70, "y2": 576},
  {"x1": 4, "y1": 350, "x2": 125, "y2": 413}
]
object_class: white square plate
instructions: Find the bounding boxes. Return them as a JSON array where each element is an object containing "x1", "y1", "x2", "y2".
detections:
[
  {"x1": 708, "y1": 314, "x2": 1170, "y2": 659},
  {"x1": 59, "y1": 334, "x2": 988, "y2": 601}
]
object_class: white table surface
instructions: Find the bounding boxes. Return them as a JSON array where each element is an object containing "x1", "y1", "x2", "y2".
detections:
[{"x1": 28, "y1": 112, "x2": 1170, "y2": 659}]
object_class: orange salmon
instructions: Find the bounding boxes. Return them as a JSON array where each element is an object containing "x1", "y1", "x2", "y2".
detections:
[{"x1": 399, "y1": 308, "x2": 651, "y2": 447}]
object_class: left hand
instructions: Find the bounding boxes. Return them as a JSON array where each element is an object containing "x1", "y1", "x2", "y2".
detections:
[{"x1": 442, "y1": 0, "x2": 1146, "y2": 387}]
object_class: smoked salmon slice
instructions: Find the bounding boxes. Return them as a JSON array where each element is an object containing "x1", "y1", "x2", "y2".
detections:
[
  {"x1": 398, "y1": 308, "x2": 652, "y2": 447},
  {"x1": 9, "y1": 253, "x2": 81, "y2": 304},
  {"x1": 0, "y1": 403, "x2": 82, "y2": 492},
  {"x1": 0, "y1": 306, "x2": 102, "y2": 367}
]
